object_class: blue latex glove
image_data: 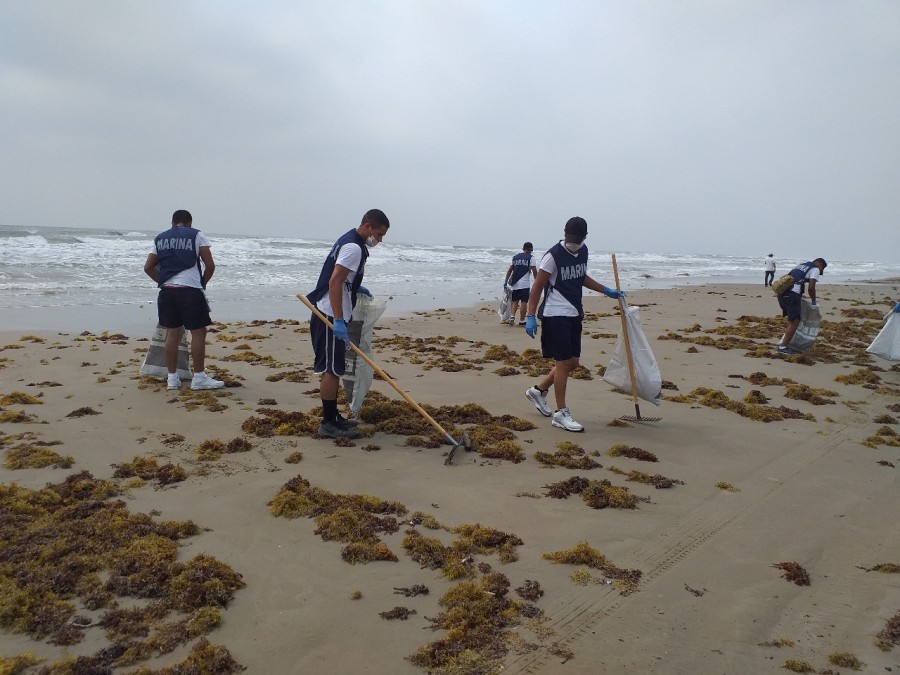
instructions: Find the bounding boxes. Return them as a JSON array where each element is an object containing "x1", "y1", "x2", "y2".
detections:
[
  {"x1": 893, "y1": 302, "x2": 900, "y2": 313},
  {"x1": 357, "y1": 285, "x2": 372, "y2": 297},
  {"x1": 332, "y1": 319, "x2": 350, "y2": 345},
  {"x1": 525, "y1": 315, "x2": 538, "y2": 338},
  {"x1": 811, "y1": 301, "x2": 817, "y2": 307},
  {"x1": 603, "y1": 287, "x2": 624, "y2": 300}
]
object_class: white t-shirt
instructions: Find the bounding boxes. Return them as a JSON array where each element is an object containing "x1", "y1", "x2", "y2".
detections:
[
  {"x1": 316, "y1": 241, "x2": 362, "y2": 320},
  {"x1": 538, "y1": 244, "x2": 583, "y2": 317},
  {"x1": 510, "y1": 254, "x2": 534, "y2": 291},
  {"x1": 791, "y1": 265, "x2": 820, "y2": 294},
  {"x1": 150, "y1": 229, "x2": 211, "y2": 289},
  {"x1": 765, "y1": 257, "x2": 776, "y2": 271}
]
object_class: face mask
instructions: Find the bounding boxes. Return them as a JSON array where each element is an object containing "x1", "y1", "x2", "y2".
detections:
[
  {"x1": 565, "y1": 241, "x2": 583, "y2": 253},
  {"x1": 366, "y1": 236, "x2": 379, "y2": 248}
]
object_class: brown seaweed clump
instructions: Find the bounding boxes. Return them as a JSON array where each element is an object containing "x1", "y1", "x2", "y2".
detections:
[
  {"x1": 515, "y1": 580, "x2": 544, "y2": 601},
  {"x1": 0, "y1": 472, "x2": 243, "y2": 671},
  {"x1": 827, "y1": 651, "x2": 864, "y2": 670},
  {"x1": 782, "y1": 659, "x2": 815, "y2": 673},
  {"x1": 402, "y1": 524, "x2": 524, "y2": 579},
  {"x1": 241, "y1": 407, "x2": 320, "y2": 437},
  {"x1": 406, "y1": 572, "x2": 523, "y2": 673},
  {"x1": 743, "y1": 390, "x2": 769, "y2": 404},
  {"x1": 666, "y1": 387, "x2": 814, "y2": 423},
  {"x1": 606, "y1": 444, "x2": 657, "y2": 462},
  {"x1": 783, "y1": 384, "x2": 838, "y2": 405},
  {"x1": 771, "y1": 561, "x2": 810, "y2": 586},
  {"x1": 380, "y1": 606, "x2": 417, "y2": 620},
  {"x1": 269, "y1": 475, "x2": 406, "y2": 565},
  {"x1": 66, "y1": 406, "x2": 101, "y2": 418},
  {"x1": 112, "y1": 456, "x2": 187, "y2": 486},
  {"x1": 0, "y1": 409, "x2": 39, "y2": 423},
  {"x1": 716, "y1": 481, "x2": 740, "y2": 492},
  {"x1": 543, "y1": 541, "x2": 642, "y2": 595},
  {"x1": 394, "y1": 584, "x2": 429, "y2": 597},
  {"x1": 0, "y1": 653, "x2": 44, "y2": 672},
  {"x1": 835, "y1": 368, "x2": 881, "y2": 386},
  {"x1": 873, "y1": 413, "x2": 898, "y2": 424},
  {"x1": 875, "y1": 611, "x2": 900, "y2": 651},
  {"x1": 534, "y1": 442, "x2": 600, "y2": 470}
]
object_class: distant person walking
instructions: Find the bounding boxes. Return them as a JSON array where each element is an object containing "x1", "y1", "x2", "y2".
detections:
[
  {"x1": 143, "y1": 209, "x2": 224, "y2": 391},
  {"x1": 306, "y1": 209, "x2": 390, "y2": 439},
  {"x1": 776, "y1": 257, "x2": 826, "y2": 354},
  {"x1": 764, "y1": 253, "x2": 776, "y2": 286},
  {"x1": 523, "y1": 217, "x2": 624, "y2": 432},
  {"x1": 503, "y1": 242, "x2": 537, "y2": 326}
]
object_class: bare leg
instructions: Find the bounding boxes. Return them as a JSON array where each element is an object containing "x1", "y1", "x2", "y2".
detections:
[
  {"x1": 536, "y1": 357, "x2": 579, "y2": 410},
  {"x1": 164, "y1": 328, "x2": 181, "y2": 373},
  {"x1": 320, "y1": 372, "x2": 340, "y2": 400},
  {"x1": 189, "y1": 327, "x2": 207, "y2": 373},
  {"x1": 780, "y1": 319, "x2": 800, "y2": 347}
]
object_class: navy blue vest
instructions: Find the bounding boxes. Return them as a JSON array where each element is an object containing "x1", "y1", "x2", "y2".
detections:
[
  {"x1": 154, "y1": 227, "x2": 201, "y2": 287},
  {"x1": 508, "y1": 252, "x2": 532, "y2": 285},
  {"x1": 307, "y1": 229, "x2": 369, "y2": 310},
  {"x1": 788, "y1": 261, "x2": 815, "y2": 295},
  {"x1": 539, "y1": 242, "x2": 588, "y2": 318}
]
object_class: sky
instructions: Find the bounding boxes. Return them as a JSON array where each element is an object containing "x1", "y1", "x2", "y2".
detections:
[{"x1": 1, "y1": 1, "x2": 898, "y2": 261}]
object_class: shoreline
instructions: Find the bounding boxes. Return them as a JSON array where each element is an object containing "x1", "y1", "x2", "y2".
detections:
[{"x1": 1, "y1": 282, "x2": 899, "y2": 673}]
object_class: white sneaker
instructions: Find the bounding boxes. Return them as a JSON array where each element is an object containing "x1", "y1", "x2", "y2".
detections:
[
  {"x1": 525, "y1": 386, "x2": 552, "y2": 417},
  {"x1": 507, "y1": 317, "x2": 516, "y2": 326},
  {"x1": 167, "y1": 374, "x2": 181, "y2": 390},
  {"x1": 551, "y1": 408, "x2": 584, "y2": 432},
  {"x1": 191, "y1": 372, "x2": 225, "y2": 390}
]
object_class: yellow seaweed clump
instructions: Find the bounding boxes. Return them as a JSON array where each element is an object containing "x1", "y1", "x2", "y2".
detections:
[
  {"x1": 835, "y1": 368, "x2": 881, "y2": 386},
  {"x1": 543, "y1": 541, "x2": 642, "y2": 594},
  {"x1": 784, "y1": 384, "x2": 837, "y2": 405},
  {"x1": 241, "y1": 408, "x2": 320, "y2": 437},
  {"x1": 534, "y1": 442, "x2": 600, "y2": 470},
  {"x1": 3, "y1": 444, "x2": 74, "y2": 469},
  {"x1": 0, "y1": 391, "x2": 43, "y2": 405},
  {"x1": 863, "y1": 426, "x2": 900, "y2": 449},
  {"x1": 782, "y1": 659, "x2": 815, "y2": 673},
  {"x1": 827, "y1": 651, "x2": 864, "y2": 670}
]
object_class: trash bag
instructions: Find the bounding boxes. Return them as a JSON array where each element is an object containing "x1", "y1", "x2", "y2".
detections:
[
  {"x1": 139, "y1": 324, "x2": 192, "y2": 380},
  {"x1": 603, "y1": 301, "x2": 662, "y2": 405},
  {"x1": 498, "y1": 287, "x2": 512, "y2": 322},
  {"x1": 343, "y1": 294, "x2": 388, "y2": 416},
  {"x1": 786, "y1": 299, "x2": 820, "y2": 353},
  {"x1": 866, "y1": 310, "x2": 900, "y2": 361}
]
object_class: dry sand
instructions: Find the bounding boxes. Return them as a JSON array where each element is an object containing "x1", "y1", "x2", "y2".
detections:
[{"x1": 1, "y1": 283, "x2": 899, "y2": 674}]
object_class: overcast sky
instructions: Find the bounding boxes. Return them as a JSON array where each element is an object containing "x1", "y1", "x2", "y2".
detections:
[{"x1": 2, "y1": 1, "x2": 898, "y2": 261}]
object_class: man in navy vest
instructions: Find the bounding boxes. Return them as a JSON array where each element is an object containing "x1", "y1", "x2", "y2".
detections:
[
  {"x1": 523, "y1": 217, "x2": 623, "y2": 432},
  {"x1": 776, "y1": 257, "x2": 826, "y2": 354},
  {"x1": 143, "y1": 210, "x2": 223, "y2": 391},
  {"x1": 307, "y1": 209, "x2": 390, "y2": 439},
  {"x1": 503, "y1": 242, "x2": 537, "y2": 326}
]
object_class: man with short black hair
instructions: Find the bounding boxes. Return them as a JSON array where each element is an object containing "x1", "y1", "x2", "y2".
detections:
[
  {"x1": 503, "y1": 242, "x2": 537, "y2": 326},
  {"x1": 143, "y1": 210, "x2": 224, "y2": 391},
  {"x1": 307, "y1": 209, "x2": 390, "y2": 439},
  {"x1": 523, "y1": 217, "x2": 624, "y2": 432},
  {"x1": 776, "y1": 257, "x2": 827, "y2": 354}
]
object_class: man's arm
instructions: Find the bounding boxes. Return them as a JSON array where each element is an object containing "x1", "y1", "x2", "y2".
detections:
[
  {"x1": 504, "y1": 265, "x2": 514, "y2": 284},
  {"x1": 199, "y1": 246, "x2": 215, "y2": 288},
  {"x1": 527, "y1": 269, "x2": 551, "y2": 316},
  {"x1": 327, "y1": 265, "x2": 352, "y2": 320},
  {"x1": 530, "y1": 265, "x2": 537, "y2": 278},
  {"x1": 143, "y1": 253, "x2": 159, "y2": 283},
  {"x1": 807, "y1": 278, "x2": 817, "y2": 304},
  {"x1": 585, "y1": 275, "x2": 623, "y2": 299}
]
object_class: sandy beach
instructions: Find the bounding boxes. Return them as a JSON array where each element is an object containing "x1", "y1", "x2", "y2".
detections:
[{"x1": 1, "y1": 282, "x2": 899, "y2": 674}]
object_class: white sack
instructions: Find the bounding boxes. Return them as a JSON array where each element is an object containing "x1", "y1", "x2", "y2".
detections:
[
  {"x1": 603, "y1": 302, "x2": 662, "y2": 406},
  {"x1": 866, "y1": 310, "x2": 900, "y2": 361},
  {"x1": 498, "y1": 288, "x2": 512, "y2": 322},
  {"x1": 786, "y1": 299, "x2": 821, "y2": 353},
  {"x1": 343, "y1": 294, "x2": 388, "y2": 416},
  {"x1": 139, "y1": 325, "x2": 192, "y2": 380}
]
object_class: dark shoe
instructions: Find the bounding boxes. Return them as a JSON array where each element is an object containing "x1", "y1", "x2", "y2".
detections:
[
  {"x1": 318, "y1": 421, "x2": 360, "y2": 439},
  {"x1": 335, "y1": 414, "x2": 360, "y2": 429}
]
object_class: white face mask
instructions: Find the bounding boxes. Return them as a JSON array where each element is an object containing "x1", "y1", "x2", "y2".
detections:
[
  {"x1": 366, "y1": 236, "x2": 379, "y2": 248},
  {"x1": 565, "y1": 241, "x2": 583, "y2": 253}
]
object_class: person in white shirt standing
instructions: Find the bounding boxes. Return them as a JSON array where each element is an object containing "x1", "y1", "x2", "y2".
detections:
[
  {"x1": 143, "y1": 209, "x2": 223, "y2": 391},
  {"x1": 764, "y1": 253, "x2": 776, "y2": 286},
  {"x1": 503, "y1": 242, "x2": 537, "y2": 326}
]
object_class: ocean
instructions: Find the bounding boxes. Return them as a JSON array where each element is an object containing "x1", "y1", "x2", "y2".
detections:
[{"x1": 1, "y1": 224, "x2": 898, "y2": 333}]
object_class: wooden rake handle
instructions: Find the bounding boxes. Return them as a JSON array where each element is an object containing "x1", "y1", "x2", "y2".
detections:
[
  {"x1": 296, "y1": 293, "x2": 460, "y2": 446},
  {"x1": 610, "y1": 254, "x2": 640, "y2": 408}
]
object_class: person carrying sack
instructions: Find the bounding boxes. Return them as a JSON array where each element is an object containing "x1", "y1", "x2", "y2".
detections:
[{"x1": 776, "y1": 257, "x2": 826, "y2": 355}]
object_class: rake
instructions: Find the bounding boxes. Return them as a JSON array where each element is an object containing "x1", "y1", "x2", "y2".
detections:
[
  {"x1": 297, "y1": 294, "x2": 472, "y2": 465},
  {"x1": 611, "y1": 254, "x2": 661, "y2": 423}
]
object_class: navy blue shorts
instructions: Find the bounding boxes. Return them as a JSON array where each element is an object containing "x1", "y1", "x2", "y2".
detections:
[
  {"x1": 511, "y1": 288, "x2": 530, "y2": 302},
  {"x1": 310, "y1": 312, "x2": 346, "y2": 376},
  {"x1": 778, "y1": 292, "x2": 801, "y2": 322},
  {"x1": 158, "y1": 287, "x2": 211, "y2": 330},
  {"x1": 540, "y1": 316, "x2": 582, "y2": 361}
]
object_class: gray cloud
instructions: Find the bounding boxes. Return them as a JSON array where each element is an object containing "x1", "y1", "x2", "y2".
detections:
[{"x1": 2, "y1": 1, "x2": 898, "y2": 262}]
